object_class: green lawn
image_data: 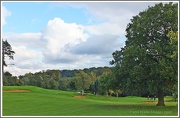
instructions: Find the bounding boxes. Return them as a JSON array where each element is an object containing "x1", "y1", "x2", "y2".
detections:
[{"x1": 2, "y1": 86, "x2": 178, "y2": 116}]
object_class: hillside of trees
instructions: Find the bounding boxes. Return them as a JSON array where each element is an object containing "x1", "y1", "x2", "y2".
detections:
[
  {"x1": 3, "y1": 67, "x2": 117, "y2": 96},
  {"x1": 3, "y1": 65, "x2": 172, "y2": 97}
]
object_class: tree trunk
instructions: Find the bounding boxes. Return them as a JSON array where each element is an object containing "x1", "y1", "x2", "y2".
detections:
[
  {"x1": 81, "y1": 89, "x2": 84, "y2": 95},
  {"x1": 106, "y1": 91, "x2": 108, "y2": 97},
  {"x1": 2, "y1": 43, "x2": 4, "y2": 86},
  {"x1": 116, "y1": 93, "x2": 118, "y2": 97},
  {"x1": 156, "y1": 89, "x2": 165, "y2": 106}
]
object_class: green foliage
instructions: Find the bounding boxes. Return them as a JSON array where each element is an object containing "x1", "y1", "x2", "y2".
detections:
[
  {"x1": 98, "y1": 71, "x2": 116, "y2": 96},
  {"x1": 89, "y1": 72, "x2": 97, "y2": 94},
  {"x1": 16, "y1": 67, "x2": 111, "y2": 94},
  {"x1": 3, "y1": 72, "x2": 23, "y2": 86},
  {"x1": 166, "y1": 30, "x2": 178, "y2": 101},
  {"x1": 74, "y1": 70, "x2": 91, "y2": 95},
  {"x1": 110, "y1": 2, "x2": 178, "y2": 106},
  {"x1": 172, "y1": 83, "x2": 178, "y2": 102}
]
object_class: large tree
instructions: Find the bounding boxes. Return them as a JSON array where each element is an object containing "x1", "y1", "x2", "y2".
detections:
[{"x1": 111, "y1": 2, "x2": 178, "y2": 106}]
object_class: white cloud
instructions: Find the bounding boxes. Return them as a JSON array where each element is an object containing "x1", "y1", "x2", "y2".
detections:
[
  {"x1": 1, "y1": 6, "x2": 11, "y2": 27},
  {"x1": 41, "y1": 18, "x2": 89, "y2": 64},
  {"x1": 2, "y1": 32, "x2": 42, "y2": 50},
  {"x1": 4, "y1": 66, "x2": 41, "y2": 77},
  {"x1": 64, "y1": 2, "x2": 161, "y2": 37},
  {"x1": 3, "y1": 18, "x2": 93, "y2": 76},
  {"x1": 4, "y1": 45, "x2": 43, "y2": 68},
  {"x1": 40, "y1": 18, "x2": 123, "y2": 68},
  {"x1": 3, "y1": 32, "x2": 44, "y2": 76},
  {"x1": 84, "y1": 23, "x2": 125, "y2": 36}
]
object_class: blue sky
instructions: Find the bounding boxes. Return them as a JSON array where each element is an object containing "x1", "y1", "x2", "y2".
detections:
[
  {"x1": 2, "y1": 2, "x2": 99, "y2": 33},
  {"x1": 2, "y1": 1, "x2": 169, "y2": 76}
]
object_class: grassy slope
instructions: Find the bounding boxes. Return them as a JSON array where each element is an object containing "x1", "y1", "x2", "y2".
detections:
[{"x1": 2, "y1": 86, "x2": 178, "y2": 116}]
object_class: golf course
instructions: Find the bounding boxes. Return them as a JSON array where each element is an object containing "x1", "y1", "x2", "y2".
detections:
[{"x1": 2, "y1": 86, "x2": 178, "y2": 116}]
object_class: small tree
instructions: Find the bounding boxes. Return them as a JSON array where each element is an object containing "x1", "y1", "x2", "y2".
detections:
[
  {"x1": 75, "y1": 70, "x2": 91, "y2": 95},
  {"x1": 89, "y1": 72, "x2": 97, "y2": 94},
  {"x1": 2, "y1": 39, "x2": 15, "y2": 66},
  {"x1": 99, "y1": 72, "x2": 112, "y2": 97},
  {"x1": 115, "y1": 89, "x2": 123, "y2": 97},
  {"x1": 2, "y1": 39, "x2": 15, "y2": 77}
]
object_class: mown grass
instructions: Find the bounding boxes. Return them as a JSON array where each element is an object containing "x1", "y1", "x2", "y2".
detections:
[{"x1": 2, "y1": 86, "x2": 178, "y2": 116}]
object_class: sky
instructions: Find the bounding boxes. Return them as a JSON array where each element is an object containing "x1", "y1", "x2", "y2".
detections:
[{"x1": 1, "y1": 1, "x2": 172, "y2": 76}]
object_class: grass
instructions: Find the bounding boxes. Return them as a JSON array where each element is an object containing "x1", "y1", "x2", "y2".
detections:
[{"x1": 2, "y1": 86, "x2": 178, "y2": 116}]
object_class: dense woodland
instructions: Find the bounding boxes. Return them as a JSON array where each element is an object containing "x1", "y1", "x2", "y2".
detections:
[
  {"x1": 3, "y1": 66, "x2": 172, "y2": 97},
  {"x1": 2, "y1": 2, "x2": 178, "y2": 106},
  {"x1": 3, "y1": 67, "x2": 114, "y2": 95}
]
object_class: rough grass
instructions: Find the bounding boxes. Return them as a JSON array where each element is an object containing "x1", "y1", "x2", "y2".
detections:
[{"x1": 2, "y1": 86, "x2": 178, "y2": 116}]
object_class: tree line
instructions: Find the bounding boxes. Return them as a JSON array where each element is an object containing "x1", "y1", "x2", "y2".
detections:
[
  {"x1": 3, "y1": 65, "x2": 173, "y2": 98},
  {"x1": 3, "y1": 67, "x2": 115, "y2": 96}
]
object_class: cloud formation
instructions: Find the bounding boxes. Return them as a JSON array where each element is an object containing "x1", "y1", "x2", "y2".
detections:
[
  {"x1": 41, "y1": 18, "x2": 89, "y2": 64},
  {"x1": 71, "y1": 34, "x2": 121, "y2": 55},
  {"x1": 2, "y1": 2, "x2": 165, "y2": 76}
]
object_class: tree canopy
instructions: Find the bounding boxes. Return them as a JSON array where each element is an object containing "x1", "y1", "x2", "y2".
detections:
[{"x1": 110, "y1": 2, "x2": 178, "y2": 106}]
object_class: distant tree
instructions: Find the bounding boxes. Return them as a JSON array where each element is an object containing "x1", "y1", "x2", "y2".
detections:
[
  {"x1": 75, "y1": 70, "x2": 91, "y2": 95},
  {"x1": 42, "y1": 74, "x2": 51, "y2": 89},
  {"x1": 2, "y1": 39, "x2": 15, "y2": 67},
  {"x1": 3, "y1": 71, "x2": 23, "y2": 86},
  {"x1": 46, "y1": 70, "x2": 62, "y2": 81},
  {"x1": 48, "y1": 79, "x2": 58, "y2": 90},
  {"x1": 94, "y1": 79, "x2": 100, "y2": 95},
  {"x1": 115, "y1": 89, "x2": 123, "y2": 97},
  {"x1": 3, "y1": 71, "x2": 12, "y2": 86},
  {"x1": 99, "y1": 72, "x2": 112, "y2": 97},
  {"x1": 89, "y1": 72, "x2": 97, "y2": 94},
  {"x1": 59, "y1": 79, "x2": 69, "y2": 90},
  {"x1": 19, "y1": 77, "x2": 29, "y2": 85},
  {"x1": 68, "y1": 78, "x2": 77, "y2": 90}
]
